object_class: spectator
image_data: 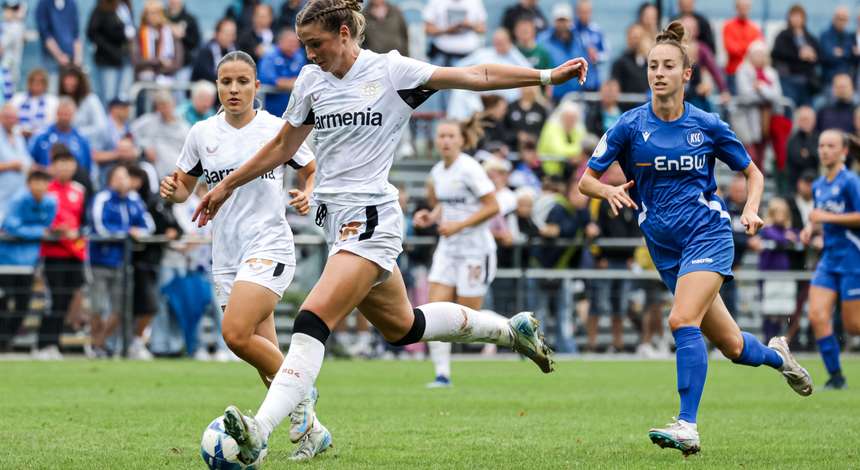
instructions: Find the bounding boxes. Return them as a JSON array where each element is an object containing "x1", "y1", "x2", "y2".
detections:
[
  {"x1": 733, "y1": 40, "x2": 783, "y2": 171},
  {"x1": 86, "y1": 0, "x2": 135, "y2": 102},
  {"x1": 30, "y1": 98, "x2": 93, "y2": 195},
  {"x1": 58, "y1": 65, "x2": 107, "y2": 145},
  {"x1": 679, "y1": 14, "x2": 729, "y2": 112},
  {"x1": 259, "y1": 28, "x2": 306, "y2": 118},
  {"x1": 785, "y1": 171, "x2": 816, "y2": 347},
  {"x1": 91, "y1": 98, "x2": 132, "y2": 186},
  {"x1": 539, "y1": 3, "x2": 586, "y2": 102},
  {"x1": 178, "y1": 80, "x2": 216, "y2": 126},
  {"x1": 363, "y1": 0, "x2": 409, "y2": 57},
  {"x1": 1, "y1": 0, "x2": 27, "y2": 87},
  {"x1": 237, "y1": 3, "x2": 275, "y2": 63},
  {"x1": 720, "y1": 174, "x2": 761, "y2": 316},
  {"x1": 39, "y1": 145, "x2": 87, "y2": 355},
  {"x1": 277, "y1": 0, "x2": 304, "y2": 32},
  {"x1": 585, "y1": 79, "x2": 621, "y2": 137},
  {"x1": 166, "y1": 0, "x2": 202, "y2": 83},
  {"x1": 632, "y1": 247, "x2": 669, "y2": 358},
  {"x1": 133, "y1": 0, "x2": 184, "y2": 85},
  {"x1": 0, "y1": 103, "x2": 30, "y2": 222},
  {"x1": 816, "y1": 73, "x2": 857, "y2": 133},
  {"x1": 572, "y1": 0, "x2": 606, "y2": 92},
  {"x1": 191, "y1": 18, "x2": 237, "y2": 83},
  {"x1": 611, "y1": 23, "x2": 650, "y2": 97},
  {"x1": 475, "y1": 94, "x2": 512, "y2": 152},
  {"x1": 88, "y1": 164, "x2": 154, "y2": 357},
  {"x1": 785, "y1": 106, "x2": 819, "y2": 196},
  {"x1": 819, "y1": 6, "x2": 858, "y2": 87},
  {"x1": 636, "y1": 2, "x2": 658, "y2": 38},
  {"x1": 130, "y1": 89, "x2": 190, "y2": 179},
  {"x1": 0, "y1": 169, "x2": 56, "y2": 353},
  {"x1": 35, "y1": 0, "x2": 82, "y2": 76},
  {"x1": 10, "y1": 69, "x2": 58, "y2": 141},
  {"x1": 509, "y1": 139, "x2": 543, "y2": 191},
  {"x1": 674, "y1": 0, "x2": 716, "y2": 54},
  {"x1": 537, "y1": 101, "x2": 586, "y2": 177},
  {"x1": 722, "y1": 0, "x2": 762, "y2": 91},
  {"x1": 771, "y1": 4, "x2": 820, "y2": 107},
  {"x1": 504, "y1": 86, "x2": 549, "y2": 148},
  {"x1": 423, "y1": 0, "x2": 487, "y2": 67},
  {"x1": 501, "y1": 0, "x2": 547, "y2": 37},
  {"x1": 758, "y1": 197, "x2": 800, "y2": 343},
  {"x1": 513, "y1": 16, "x2": 551, "y2": 70},
  {"x1": 224, "y1": 0, "x2": 259, "y2": 31}
]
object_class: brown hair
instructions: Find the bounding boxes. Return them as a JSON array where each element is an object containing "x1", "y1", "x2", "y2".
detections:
[
  {"x1": 787, "y1": 4, "x2": 806, "y2": 21},
  {"x1": 296, "y1": 0, "x2": 366, "y2": 43},
  {"x1": 438, "y1": 116, "x2": 486, "y2": 152},
  {"x1": 652, "y1": 21, "x2": 691, "y2": 68},
  {"x1": 58, "y1": 65, "x2": 91, "y2": 105}
]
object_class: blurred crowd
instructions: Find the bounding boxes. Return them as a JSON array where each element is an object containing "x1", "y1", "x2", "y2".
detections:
[{"x1": 0, "y1": 0, "x2": 858, "y2": 358}]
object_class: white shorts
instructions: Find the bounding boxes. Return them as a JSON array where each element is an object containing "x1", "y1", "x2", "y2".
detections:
[
  {"x1": 428, "y1": 250, "x2": 497, "y2": 297},
  {"x1": 318, "y1": 200, "x2": 403, "y2": 283},
  {"x1": 213, "y1": 258, "x2": 295, "y2": 306}
]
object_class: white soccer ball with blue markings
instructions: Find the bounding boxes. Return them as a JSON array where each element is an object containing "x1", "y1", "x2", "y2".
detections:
[{"x1": 200, "y1": 416, "x2": 267, "y2": 469}]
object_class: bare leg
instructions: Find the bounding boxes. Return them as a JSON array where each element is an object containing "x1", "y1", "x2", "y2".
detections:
[{"x1": 222, "y1": 281, "x2": 283, "y2": 379}]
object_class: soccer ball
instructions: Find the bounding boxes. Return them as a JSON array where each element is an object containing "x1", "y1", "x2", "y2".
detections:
[{"x1": 200, "y1": 416, "x2": 268, "y2": 469}]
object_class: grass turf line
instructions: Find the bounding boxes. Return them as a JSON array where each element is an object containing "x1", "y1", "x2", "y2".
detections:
[{"x1": 1, "y1": 358, "x2": 857, "y2": 469}]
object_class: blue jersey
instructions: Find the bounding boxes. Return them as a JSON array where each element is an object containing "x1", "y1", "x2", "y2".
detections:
[{"x1": 813, "y1": 168, "x2": 860, "y2": 273}]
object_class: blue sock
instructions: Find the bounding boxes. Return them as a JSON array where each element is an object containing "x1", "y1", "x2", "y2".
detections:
[
  {"x1": 816, "y1": 335, "x2": 842, "y2": 376},
  {"x1": 673, "y1": 327, "x2": 708, "y2": 424},
  {"x1": 731, "y1": 331, "x2": 784, "y2": 369}
]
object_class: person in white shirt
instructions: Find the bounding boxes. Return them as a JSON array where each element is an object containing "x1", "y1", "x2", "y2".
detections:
[
  {"x1": 159, "y1": 51, "x2": 328, "y2": 461},
  {"x1": 194, "y1": 0, "x2": 587, "y2": 463}
]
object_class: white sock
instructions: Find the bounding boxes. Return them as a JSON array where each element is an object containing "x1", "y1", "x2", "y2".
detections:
[
  {"x1": 254, "y1": 333, "x2": 325, "y2": 441},
  {"x1": 428, "y1": 341, "x2": 451, "y2": 378},
  {"x1": 417, "y1": 302, "x2": 513, "y2": 347}
]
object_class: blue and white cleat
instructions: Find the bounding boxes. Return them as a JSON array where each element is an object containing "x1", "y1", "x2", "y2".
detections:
[
  {"x1": 768, "y1": 336, "x2": 813, "y2": 396},
  {"x1": 649, "y1": 418, "x2": 700, "y2": 456},
  {"x1": 223, "y1": 405, "x2": 267, "y2": 465},
  {"x1": 289, "y1": 419, "x2": 332, "y2": 462},
  {"x1": 289, "y1": 387, "x2": 319, "y2": 443},
  {"x1": 426, "y1": 375, "x2": 452, "y2": 389},
  {"x1": 509, "y1": 312, "x2": 555, "y2": 373}
]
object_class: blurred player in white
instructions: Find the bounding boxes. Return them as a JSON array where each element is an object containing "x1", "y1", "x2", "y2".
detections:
[
  {"x1": 193, "y1": 0, "x2": 587, "y2": 463},
  {"x1": 158, "y1": 51, "x2": 328, "y2": 461},
  {"x1": 414, "y1": 118, "x2": 509, "y2": 388}
]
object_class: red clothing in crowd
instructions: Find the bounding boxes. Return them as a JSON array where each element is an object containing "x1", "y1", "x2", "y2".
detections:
[
  {"x1": 41, "y1": 180, "x2": 87, "y2": 261},
  {"x1": 723, "y1": 17, "x2": 762, "y2": 75}
]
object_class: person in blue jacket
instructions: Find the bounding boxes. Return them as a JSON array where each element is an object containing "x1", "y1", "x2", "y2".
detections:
[
  {"x1": 88, "y1": 163, "x2": 154, "y2": 357},
  {"x1": 0, "y1": 169, "x2": 57, "y2": 350},
  {"x1": 579, "y1": 22, "x2": 813, "y2": 456},
  {"x1": 259, "y1": 27, "x2": 306, "y2": 117}
]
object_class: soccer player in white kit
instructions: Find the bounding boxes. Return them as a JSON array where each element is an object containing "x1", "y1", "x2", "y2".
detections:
[
  {"x1": 159, "y1": 51, "x2": 330, "y2": 460},
  {"x1": 414, "y1": 118, "x2": 507, "y2": 388},
  {"x1": 193, "y1": 0, "x2": 587, "y2": 463}
]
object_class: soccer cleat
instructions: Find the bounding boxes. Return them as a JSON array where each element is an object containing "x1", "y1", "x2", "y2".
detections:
[
  {"x1": 649, "y1": 418, "x2": 701, "y2": 456},
  {"x1": 824, "y1": 375, "x2": 847, "y2": 390},
  {"x1": 222, "y1": 405, "x2": 266, "y2": 465},
  {"x1": 767, "y1": 336, "x2": 813, "y2": 396},
  {"x1": 426, "y1": 375, "x2": 452, "y2": 389},
  {"x1": 289, "y1": 387, "x2": 319, "y2": 443},
  {"x1": 509, "y1": 312, "x2": 555, "y2": 373},
  {"x1": 289, "y1": 419, "x2": 332, "y2": 462}
]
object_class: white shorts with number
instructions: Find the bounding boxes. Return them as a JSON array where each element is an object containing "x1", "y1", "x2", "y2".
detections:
[
  {"x1": 213, "y1": 258, "x2": 296, "y2": 307},
  {"x1": 428, "y1": 249, "x2": 497, "y2": 297},
  {"x1": 318, "y1": 200, "x2": 404, "y2": 284}
]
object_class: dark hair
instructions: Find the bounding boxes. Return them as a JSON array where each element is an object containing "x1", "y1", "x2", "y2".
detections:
[
  {"x1": 296, "y1": 0, "x2": 365, "y2": 43},
  {"x1": 106, "y1": 162, "x2": 130, "y2": 186},
  {"x1": 215, "y1": 17, "x2": 237, "y2": 35},
  {"x1": 637, "y1": 2, "x2": 656, "y2": 21},
  {"x1": 841, "y1": 131, "x2": 860, "y2": 166},
  {"x1": 216, "y1": 50, "x2": 258, "y2": 78},
  {"x1": 27, "y1": 169, "x2": 52, "y2": 182},
  {"x1": 58, "y1": 65, "x2": 91, "y2": 105},
  {"x1": 652, "y1": 21, "x2": 691, "y2": 68},
  {"x1": 787, "y1": 4, "x2": 806, "y2": 21},
  {"x1": 480, "y1": 94, "x2": 505, "y2": 110},
  {"x1": 50, "y1": 143, "x2": 76, "y2": 162}
]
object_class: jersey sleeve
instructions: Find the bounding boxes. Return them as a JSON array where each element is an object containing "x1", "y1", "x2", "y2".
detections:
[
  {"x1": 286, "y1": 141, "x2": 315, "y2": 170},
  {"x1": 710, "y1": 114, "x2": 751, "y2": 171},
  {"x1": 465, "y1": 159, "x2": 496, "y2": 199},
  {"x1": 496, "y1": 189, "x2": 518, "y2": 216},
  {"x1": 386, "y1": 50, "x2": 438, "y2": 91},
  {"x1": 846, "y1": 175, "x2": 860, "y2": 213},
  {"x1": 283, "y1": 67, "x2": 315, "y2": 128},
  {"x1": 176, "y1": 124, "x2": 203, "y2": 177},
  {"x1": 587, "y1": 120, "x2": 629, "y2": 172}
]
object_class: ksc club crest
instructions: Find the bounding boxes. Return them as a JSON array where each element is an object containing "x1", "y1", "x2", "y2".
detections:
[{"x1": 686, "y1": 130, "x2": 704, "y2": 147}]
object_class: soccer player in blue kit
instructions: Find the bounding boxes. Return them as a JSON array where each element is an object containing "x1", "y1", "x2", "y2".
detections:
[
  {"x1": 579, "y1": 22, "x2": 813, "y2": 456},
  {"x1": 801, "y1": 129, "x2": 860, "y2": 390}
]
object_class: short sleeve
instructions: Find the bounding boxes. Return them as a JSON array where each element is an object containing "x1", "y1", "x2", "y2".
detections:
[
  {"x1": 710, "y1": 115, "x2": 751, "y2": 172},
  {"x1": 286, "y1": 141, "x2": 315, "y2": 169},
  {"x1": 496, "y1": 189, "x2": 518, "y2": 215},
  {"x1": 587, "y1": 122, "x2": 629, "y2": 172},
  {"x1": 465, "y1": 160, "x2": 495, "y2": 198},
  {"x1": 176, "y1": 125, "x2": 202, "y2": 177},
  {"x1": 283, "y1": 67, "x2": 315, "y2": 128},
  {"x1": 846, "y1": 175, "x2": 860, "y2": 213},
  {"x1": 386, "y1": 50, "x2": 438, "y2": 91}
]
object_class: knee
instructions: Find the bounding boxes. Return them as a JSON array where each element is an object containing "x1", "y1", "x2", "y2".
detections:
[
  {"x1": 668, "y1": 313, "x2": 693, "y2": 332},
  {"x1": 222, "y1": 326, "x2": 249, "y2": 352},
  {"x1": 808, "y1": 306, "x2": 830, "y2": 329}
]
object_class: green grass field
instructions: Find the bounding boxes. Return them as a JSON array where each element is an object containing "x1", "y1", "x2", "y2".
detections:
[{"x1": 1, "y1": 357, "x2": 858, "y2": 469}]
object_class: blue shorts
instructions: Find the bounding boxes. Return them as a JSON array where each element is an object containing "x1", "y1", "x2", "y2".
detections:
[
  {"x1": 645, "y1": 229, "x2": 735, "y2": 294},
  {"x1": 811, "y1": 265, "x2": 860, "y2": 301}
]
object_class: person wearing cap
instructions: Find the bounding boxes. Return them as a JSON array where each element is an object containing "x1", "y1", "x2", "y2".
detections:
[
  {"x1": 538, "y1": 3, "x2": 587, "y2": 102},
  {"x1": 785, "y1": 106, "x2": 819, "y2": 196}
]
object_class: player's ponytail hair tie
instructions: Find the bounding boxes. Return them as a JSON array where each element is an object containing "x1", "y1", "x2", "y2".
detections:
[
  {"x1": 652, "y1": 20, "x2": 692, "y2": 68},
  {"x1": 297, "y1": 0, "x2": 366, "y2": 43}
]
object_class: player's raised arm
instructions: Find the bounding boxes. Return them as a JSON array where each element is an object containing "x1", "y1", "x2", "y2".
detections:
[{"x1": 426, "y1": 57, "x2": 588, "y2": 92}]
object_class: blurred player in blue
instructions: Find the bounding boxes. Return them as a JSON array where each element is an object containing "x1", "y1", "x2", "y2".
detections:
[
  {"x1": 578, "y1": 22, "x2": 813, "y2": 456},
  {"x1": 801, "y1": 129, "x2": 860, "y2": 390}
]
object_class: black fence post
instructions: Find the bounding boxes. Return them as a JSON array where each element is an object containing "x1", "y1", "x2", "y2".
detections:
[{"x1": 120, "y1": 236, "x2": 134, "y2": 358}]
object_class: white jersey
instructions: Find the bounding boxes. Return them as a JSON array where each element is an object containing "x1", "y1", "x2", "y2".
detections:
[
  {"x1": 176, "y1": 110, "x2": 315, "y2": 275},
  {"x1": 431, "y1": 154, "x2": 496, "y2": 256},
  {"x1": 283, "y1": 49, "x2": 438, "y2": 206}
]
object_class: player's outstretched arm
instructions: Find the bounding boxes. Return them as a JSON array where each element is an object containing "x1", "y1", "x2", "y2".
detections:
[
  {"x1": 578, "y1": 167, "x2": 637, "y2": 216},
  {"x1": 426, "y1": 57, "x2": 588, "y2": 92},
  {"x1": 739, "y1": 163, "x2": 764, "y2": 235}
]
